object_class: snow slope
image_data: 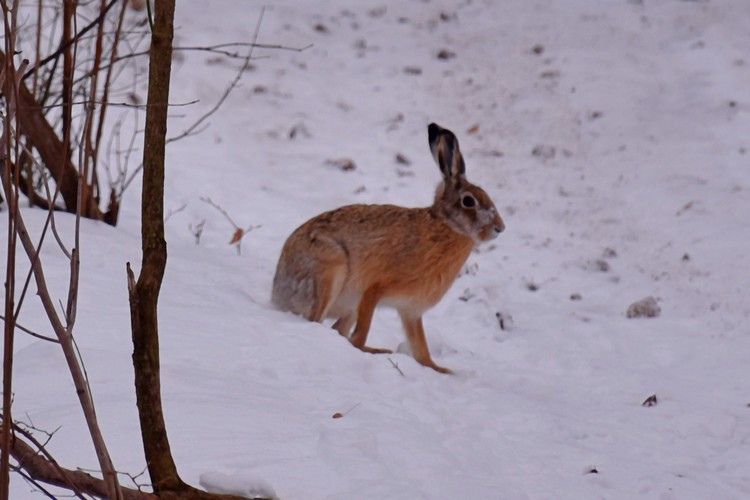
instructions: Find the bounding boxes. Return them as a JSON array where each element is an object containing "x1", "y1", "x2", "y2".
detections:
[{"x1": 5, "y1": 0, "x2": 750, "y2": 498}]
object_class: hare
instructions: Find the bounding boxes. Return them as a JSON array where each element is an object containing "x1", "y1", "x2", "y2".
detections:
[{"x1": 272, "y1": 123, "x2": 504, "y2": 373}]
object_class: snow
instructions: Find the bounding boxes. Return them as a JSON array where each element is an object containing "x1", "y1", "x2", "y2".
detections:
[{"x1": 4, "y1": 0, "x2": 750, "y2": 498}]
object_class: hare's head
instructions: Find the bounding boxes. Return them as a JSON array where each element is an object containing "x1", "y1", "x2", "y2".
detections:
[{"x1": 428, "y1": 123, "x2": 505, "y2": 243}]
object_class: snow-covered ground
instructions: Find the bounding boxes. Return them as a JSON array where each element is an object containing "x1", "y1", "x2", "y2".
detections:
[{"x1": 5, "y1": 0, "x2": 750, "y2": 498}]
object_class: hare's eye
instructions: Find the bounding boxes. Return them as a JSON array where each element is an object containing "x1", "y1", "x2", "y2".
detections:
[{"x1": 461, "y1": 194, "x2": 477, "y2": 209}]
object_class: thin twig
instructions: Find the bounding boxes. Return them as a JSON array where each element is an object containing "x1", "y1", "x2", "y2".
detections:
[
  {"x1": 15, "y1": 469, "x2": 59, "y2": 500},
  {"x1": 188, "y1": 219, "x2": 205, "y2": 245},
  {"x1": 21, "y1": 0, "x2": 120, "y2": 82},
  {"x1": 166, "y1": 9, "x2": 265, "y2": 146},
  {"x1": 0, "y1": 314, "x2": 58, "y2": 343},
  {"x1": 200, "y1": 196, "x2": 239, "y2": 229},
  {"x1": 388, "y1": 357, "x2": 405, "y2": 377},
  {"x1": 11, "y1": 423, "x2": 87, "y2": 500},
  {"x1": 35, "y1": 97, "x2": 200, "y2": 110},
  {"x1": 121, "y1": 7, "x2": 286, "y2": 196},
  {"x1": 104, "y1": 40, "x2": 312, "y2": 67},
  {"x1": 164, "y1": 203, "x2": 186, "y2": 222}
]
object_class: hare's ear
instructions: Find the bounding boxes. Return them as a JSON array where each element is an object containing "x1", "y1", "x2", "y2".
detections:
[{"x1": 428, "y1": 123, "x2": 466, "y2": 183}]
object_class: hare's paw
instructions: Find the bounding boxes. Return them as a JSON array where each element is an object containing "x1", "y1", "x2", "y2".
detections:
[
  {"x1": 429, "y1": 363, "x2": 453, "y2": 375},
  {"x1": 357, "y1": 345, "x2": 393, "y2": 355},
  {"x1": 416, "y1": 357, "x2": 453, "y2": 374}
]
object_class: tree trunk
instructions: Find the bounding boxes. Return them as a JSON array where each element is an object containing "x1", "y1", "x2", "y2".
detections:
[
  {"x1": 127, "y1": 5, "x2": 263, "y2": 495},
  {"x1": 127, "y1": 0, "x2": 184, "y2": 493}
]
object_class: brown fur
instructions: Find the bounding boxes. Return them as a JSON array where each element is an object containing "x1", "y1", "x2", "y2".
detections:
[{"x1": 272, "y1": 124, "x2": 504, "y2": 373}]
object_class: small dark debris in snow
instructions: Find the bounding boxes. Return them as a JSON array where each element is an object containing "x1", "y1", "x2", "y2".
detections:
[
  {"x1": 588, "y1": 111, "x2": 603, "y2": 120},
  {"x1": 336, "y1": 100, "x2": 352, "y2": 112},
  {"x1": 439, "y1": 11, "x2": 457, "y2": 22},
  {"x1": 313, "y1": 22, "x2": 329, "y2": 33},
  {"x1": 676, "y1": 200, "x2": 694, "y2": 216},
  {"x1": 436, "y1": 48, "x2": 456, "y2": 60},
  {"x1": 368, "y1": 6, "x2": 387, "y2": 18},
  {"x1": 127, "y1": 92, "x2": 142, "y2": 105},
  {"x1": 480, "y1": 149, "x2": 504, "y2": 158},
  {"x1": 467, "y1": 123, "x2": 480, "y2": 134},
  {"x1": 396, "y1": 169, "x2": 414, "y2": 178},
  {"x1": 531, "y1": 44, "x2": 545, "y2": 55},
  {"x1": 403, "y1": 65, "x2": 423, "y2": 75},
  {"x1": 460, "y1": 262, "x2": 479, "y2": 277},
  {"x1": 496, "y1": 311, "x2": 513, "y2": 331},
  {"x1": 591, "y1": 259, "x2": 610, "y2": 272},
  {"x1": 354, "y1": 185, "x2": 366, "y2": 194},
  {"x1": 740, "y1": 147, "x2": 747, "y2": 155},
  {"x1": 586, "y1": 467, "x2": 599, "y2": 475},
  {"x1": 540, "y1": 70, "x2": 560, "y2": 79},
  {"x1": 642, "y1": 394, "x2": 658, "y2": 407},
  {"x1": 252, "y1": 85, "x2": 268, "y2": 94},
  {"x1": 729, "y1": 100, "x2": 738, "y2": 108},
  {"x1": 626, "y1": 296, "x2": 661, "y2": 318},
  {"x1": 332, "y1": 402, "x2": 361, "y2": 419},
  {"x1": 353, "y1": 38, "x2": 368, "y2": 50},
  {"x1": 395, "y1": 153, "x2": 411, "y2": 165},
  {"x1": 325, "y1": 158, "x2": 357, "y2": 172},
  {"x1": 531, "y1": 145, "x2": 556, "y2": 160},
  {"x1": 570, "y1": 292, "x2": 582, "y2": 301},
  {"x1": 458, "y1": 288, "x2": 475, "y2": 302},
  {"x1": 288, "y1": 123, "x2": 312, "y2": 140},
  {"x1": 602, "y1": 247, "x2": 618, "y2": 259},
  {"x1": 682, "y1": 253, "x2": 691, "y2": 262},
  {"x1": 525, "y1": 281, "x2": 540, "y2": 292}
]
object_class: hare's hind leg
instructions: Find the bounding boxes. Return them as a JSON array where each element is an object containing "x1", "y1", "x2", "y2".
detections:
[
  {"x1": 399, "y1": 311, "x2": 451, "y2": 374},
  {"x1": 349, "y1": 287, "x2": 392, "y2": 354},
  {"x1": 306, "y1": 264, "x2": 347, "y2": 322}
]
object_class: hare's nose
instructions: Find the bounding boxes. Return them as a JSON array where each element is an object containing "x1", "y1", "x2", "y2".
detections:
[{"x1": 494, "y1": 220, "x2": 505, "y2": 234}]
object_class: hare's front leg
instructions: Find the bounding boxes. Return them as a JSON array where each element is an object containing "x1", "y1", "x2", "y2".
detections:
[
  {"x1": 332, "y1": 313, "x2": 356, "y2": 338},
  {"x1": 399, "y1": 311, "x2": 451, "y2": 374},
  {"x1": 349, "y1": 287, "x2": 392, "y2": 354}
]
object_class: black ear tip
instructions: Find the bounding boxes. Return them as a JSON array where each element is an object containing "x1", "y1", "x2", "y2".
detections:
[{"x1": 428, "y1": 122, "x2": 442, "y2": 143}]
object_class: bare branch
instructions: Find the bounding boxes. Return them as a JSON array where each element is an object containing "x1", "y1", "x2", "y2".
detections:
[
  {"x1": 177, "y1": 41, "x2": 313, "y2": 53},
  {"x1": 36, "y1": 97, "x2": 200, "y2": 110},
  {"x1": 199, "y1": 197, "x2": 260, "y2": 255},
  {"x1": 166, "y1": 10, "x2": 264, "y2": 147},
  {"x1": 200, "y1": 196, "x2": 240, "y2": 229},
  {"x1": 5, "y1": 424, "x2": 154, "y2": 500},
  {"x1": 1, "y1": 7, "x2": 24, "y2": 494},
  {"x1": 10, "y1": 424, "x2": 87, "y2": 500},
  {"x1": 0, "y1": 315, "x2": 59, "y2": 343},
  {"x1": 103, "y1": 40, "x2": 312, "y2": 68},
  {"x1": 1, "y1": 131, "x2": 124, "y2": 500},
  {"x1": 21, "y1": 0, "x2": 121, "y2": 82},
  {"x1": 164, "y1": 203, "x2": 186, "y2": 222},
  {"x1": 188, "y1": 219, "x2": 205, "y2": 245}
]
